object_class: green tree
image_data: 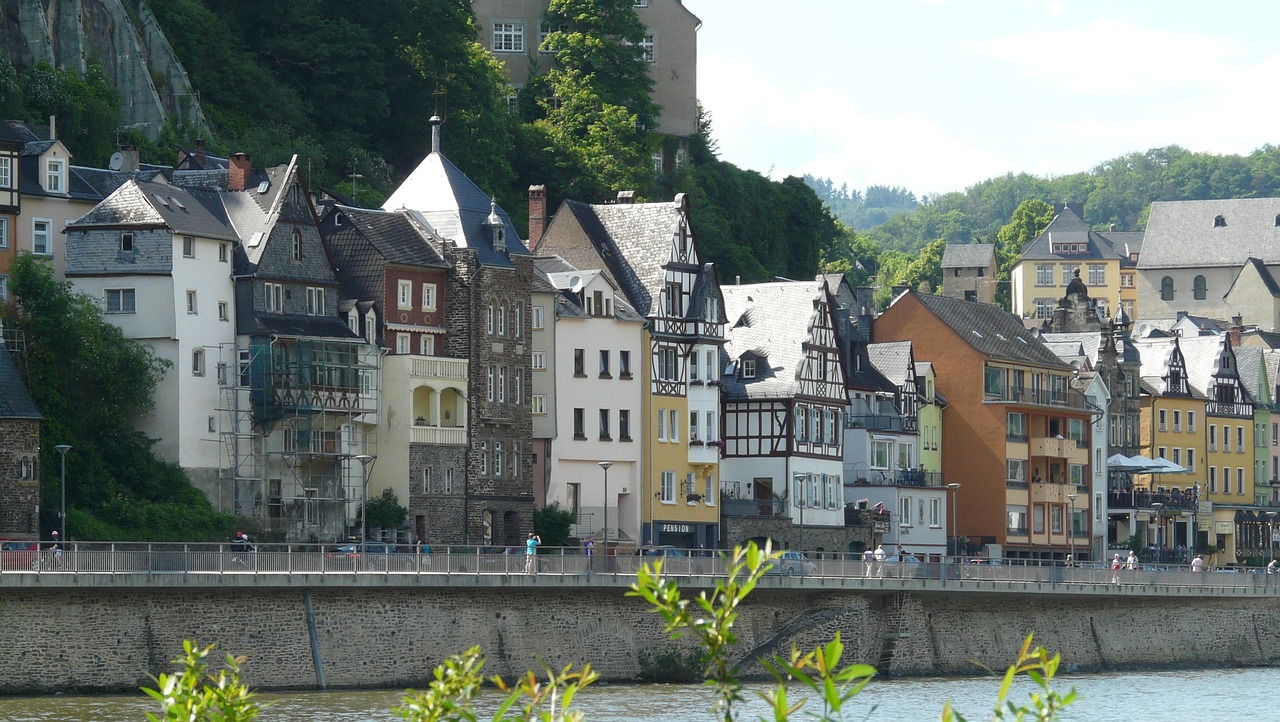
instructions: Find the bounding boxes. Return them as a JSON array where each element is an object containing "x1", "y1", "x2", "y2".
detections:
[
  {"x1": 3, "y1": 254, "x2": 236, "y2": 540},
  {"x1": 994, "y1": 199, "x2": 1054, "y2": 310},
  {"x1": 543, "y1": 0, "x2": 659, "y2": 132},
  {"x1": 533, "y1": 503, "x2": 575, "y2": 548},
  {"x1": 364, "y1": 489, "x2": 408, "y2": 532}
]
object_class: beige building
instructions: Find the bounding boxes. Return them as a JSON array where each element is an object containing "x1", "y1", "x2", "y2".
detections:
[
  {"x1": 940, "y1": 243, "x2": 997, "y2": 303},
  {"x1": 470, "y1": 0, "x2": 700, "y2": 139},
  {"x1": 1010, "y1": 204, "x2": 1141, "y2": 324}
]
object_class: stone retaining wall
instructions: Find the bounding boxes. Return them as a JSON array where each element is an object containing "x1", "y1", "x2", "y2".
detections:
[{"x1": 1, "y1": 585, "x2": 1278, "y2": 693}]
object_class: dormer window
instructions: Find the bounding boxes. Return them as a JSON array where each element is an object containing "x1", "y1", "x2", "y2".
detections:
[
  {"x1": 742, "y1": 357, "x2": 757, "y2": 379},
  {"x1": 292, "y1": 228, "x2": 302, "y2": 261},
  {"x1": 705, "y1": 297, "x2": 718, "y2": 322},
  {"x1": 120, "y1": 232, "x2": 134, "y2": 252},
  {"x1": 45, "y1": 157, "x2": 66, "y2": 193},
  {"x1": 484, "y1": 198, "x2": 505, "y2": 252},
  {"x1": 1214, "y1": 214, "x2": 1226, "y2": 228},
  {"x1": 0, "y1": 155, "x2": 11, "y2": 189}
]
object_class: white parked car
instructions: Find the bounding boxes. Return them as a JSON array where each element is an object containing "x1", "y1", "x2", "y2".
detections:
[{"x1": 766, "y1": 551, "x2": 817, "y2": 576}]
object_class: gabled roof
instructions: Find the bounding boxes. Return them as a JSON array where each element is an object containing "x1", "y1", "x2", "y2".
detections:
[
  {"x1": 1223, "y1": 257, "x2": 1280, "y2": 299},
  {"x1": 721, "y1": 281, "x2": 830, "y2": 399},
  {"x1": 1179, "y1": 335, "x2": 1248, "y2": 401},
  {"x1": 1018, "y1": 205, "x2": 1125, "y2": 263},
  {"x1": 941, "y1": 243, "x2": 995, "y2": 269},
  {"x1": 1140, "y1": 197, "x2": 1280, "y2": 269},
  {"x1": 380, "y1": 123, "x2": 526, "y2": 268},
  {"x1": 867, "y1": 341, "x2": 914, "y2": 387},
  {"x1": 905, "y1": 292, "x2": 1070, "y2": 368},
  {"x1": 331, "y1": 206, "x2": 447, "y2": 268},
  {"x1": 69, "y1": 179, "x2": 238, "y2": 242},
  {"x1": 1130, "y1": 336, "x2": 1190, "y2": 396},
  {"x1": 532, "y1": 255, "x2": 644, "y2": 322},
  {"x1": 0, "y1": 343, "x2": 41, "y2": 420}
]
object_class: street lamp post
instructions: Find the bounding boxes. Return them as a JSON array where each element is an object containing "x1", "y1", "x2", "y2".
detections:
[
  {"x1": 54, "y1": 445, "x2": 71, "y2": 543},
  {"x1": 353, "y1": 454, "x2": 374, "y2": 544},
  {"x1": 1268, "y1": 511, "x2": 1277, "y2": 562},
  {"x1": 598, "y1": 462, "x2": 612, "y2": 548},
  {"x1": 947, "y1": 482, "x2": 961, "y2": 563},
  {"x1": 1152, "y1": 502, "x2": 1164, "y2": 565},
  {"x1": 1067, "y1": 493, "x2": 1077, "y2": 567}
]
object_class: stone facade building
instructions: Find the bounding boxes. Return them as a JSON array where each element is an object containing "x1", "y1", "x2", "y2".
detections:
[{"x1": 0, "y1": 335, "x2": 40, "y2": 537}]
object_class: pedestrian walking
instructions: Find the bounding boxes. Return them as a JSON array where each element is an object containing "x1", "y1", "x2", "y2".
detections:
[
  {"x1": 1191, "y1": 554, "x2": 1205, "y2": 575},
  {"x1": 874, "y1": 544, "x2": 886, "y2": 578},
  {"x1": 525, "y1": 533, "x2": 541, "y2": 574},
  {"x1": 1126, "y1": 551, "x2": 1138, "y2": 571},
  {"x1": 1269, "y1": 559, "x2": 1278, "y2": 575},
  {"x1": 1111, "y1": 553, "x2": 1122, "y2": 584},
  {"x1": 862, "y1": 548, "x2": 874, "y2": 578}
]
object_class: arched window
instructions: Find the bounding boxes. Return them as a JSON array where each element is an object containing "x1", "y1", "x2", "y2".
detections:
[
  {"x1": 1213, "y1": 215, "x2": 1227, "y2": 228},
  {"x1": 1193, "y1": 275, "x2": 1207, "y2": 300},
  {"x1": 1161, "y1": 276, "x2": 1175, "y2": 301}
]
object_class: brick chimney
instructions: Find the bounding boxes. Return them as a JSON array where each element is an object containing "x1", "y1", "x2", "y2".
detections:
[
  {"x1": 119, "y1": 145, "x2": 140, "y2": 173},
  {"x1": 195, "y1": 138, "x2": 206, "y2": 167},
  {"x1": 528, "y1": 184, "x2": 547, "y2": 250},
  {"x1": 1229, "y1": 314, "x2": 1243, "y2": 348},
  {"x1": 616, "y1": 190, "x2": 635, "y2": 204},
  {"x1": 229, "y1": 153, "x2": 251, "y2": 191}
]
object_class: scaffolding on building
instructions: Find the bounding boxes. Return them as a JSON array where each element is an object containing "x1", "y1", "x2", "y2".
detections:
[{"x1": 216, "y1": 336, "x2": 379, "y2": 543}]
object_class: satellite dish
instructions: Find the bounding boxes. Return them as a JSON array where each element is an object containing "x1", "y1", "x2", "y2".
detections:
[
  {"x1": 108, "y1": 152, "x2": 124, "y2": 171},
  {"x1": 1136, "y1": 322, "x2": 1152, "y2": 338},
  {"x1": 568, "y1": 275, "x2": 584, "y2": 293}
]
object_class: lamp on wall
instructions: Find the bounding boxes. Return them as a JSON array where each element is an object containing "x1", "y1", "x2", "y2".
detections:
[{"x1": 599, "y1": 461, "x2": 613, "y2": 547}]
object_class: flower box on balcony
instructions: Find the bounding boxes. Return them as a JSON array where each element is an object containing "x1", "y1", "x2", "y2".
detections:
[{"x1": 707, "y1": 379, "x2": 724, "y2": 387}]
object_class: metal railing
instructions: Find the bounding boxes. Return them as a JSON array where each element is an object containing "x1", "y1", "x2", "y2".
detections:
[
  {"x1": 6, "y1": 543, "x2": 1280, "y2": 594},
  {"x1": 847, "y1": 470, "x2": 943, "y2": 487}
]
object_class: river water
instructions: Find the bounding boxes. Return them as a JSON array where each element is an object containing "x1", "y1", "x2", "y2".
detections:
[{"x1": 0, "y1": 667, "x2": 1273, "y2": 721}]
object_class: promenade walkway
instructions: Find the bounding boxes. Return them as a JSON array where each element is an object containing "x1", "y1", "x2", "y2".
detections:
[{"x1": 3, "y1": 543, "x2": 1277, "y2": 597}]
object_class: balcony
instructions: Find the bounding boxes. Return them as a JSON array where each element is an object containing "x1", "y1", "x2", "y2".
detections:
[
  {"x1": 1108, "y1": 487, "x2": 1199, "y2": 511},
  {"x1": 408, "y1": 356, "x2": 468, "y2": 380},
  {"x1": 847, "y1": 469, "x2": 943, "y2": 487},
  {"x1": 410, "y1": 425, "x2": 465, "y2": 445},
  {"x1": 845, "y1": 414, "x2": 918, "y2": 433},
  {"x1": 721, "y1": 498, "x2": 789, "y2": 518},
  {"x1": 688, "y1": 438, "x2": 722, "y2": 465},
  {"x1": 986, "y1": 385, "x2": 1088, "y2": 412}
]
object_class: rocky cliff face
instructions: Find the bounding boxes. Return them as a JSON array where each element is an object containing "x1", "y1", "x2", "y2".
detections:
[{"x1": 1, "y1": 0, "x2": 206, "y2": 138}]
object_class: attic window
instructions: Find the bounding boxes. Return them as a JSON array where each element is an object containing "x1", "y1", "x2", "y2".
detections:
[
  {"x1": 170, "y1": 196, "x2": 186, "y2": 210},
  {"x1": 1213, "y1": 215, "x2": 1226, "y2": 228},
  {"x1": 153, "y1": 193, "x2": 170, "y2": 207},
  {"x1": 248, "y1": 231, "x2": 265, "y2": 248},
  {"x1": 120, "y1": 232, "x2": 133, "y2": 252},
  {"x1": 257, "y1": 180, "x2": 270, "y2": 194},
  {"x1": 971, "y1": 330, "x2": 983, "y2": 338},
  {"x1": 742, "y1": 358, "x2": 757, "y2": 379}
]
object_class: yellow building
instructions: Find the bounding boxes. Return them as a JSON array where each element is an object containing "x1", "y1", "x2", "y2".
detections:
[
  {"x1": 1010, "y1": 204, "x2": 1141, "y2": 323},
  {"x1": 917, "y1": 361, "x2": 945, "y2": 476}
]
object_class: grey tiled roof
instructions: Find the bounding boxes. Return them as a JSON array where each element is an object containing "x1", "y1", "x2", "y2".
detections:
[
  {"x1": 1223, "y1": 257, "x2": 1280, "y2": 299},
  {"x1": 1140, "y1": 197, "x2": 1280, "y2": 269},
  {"x1": 70, "y1": 179, "x2": 239, "y2": 242},
  {"x1": 381, "y1": 153, "x2": 526, "y2": 268},
  {"x1": 721, "y1": 281, "x2": 826, "y2": 400},
  {"x1": 867, "y1": 341, "x2": 914, "y2": 386},
  {"x1": 1178, "y1": 335, "x2": 1240, "y2": 400},
  {"x1": 941, "y1": 243, "x2": 995, "y2": 268},
  {"x1": 536, "y1": 199, "x2": 686, "y2": 317},
  {"x1": 907, "y1": 292, "x2": 1070, "y2": 368},
  {"x1": 323, "y1": 206, "x2": 448, "y2": 303},
  {"x1": 0, "y1": 344, "x2": 41, "y2": 419},
  {"x1": 1130, "y1": 336, "x2": 1188, "y2": 396},
  {"x1": 1018, "y1": 205, "x2": 1125, "y2": 262},
  {"x1": 1235, "y1": 345, "x2": 1266, "y2": 402}
]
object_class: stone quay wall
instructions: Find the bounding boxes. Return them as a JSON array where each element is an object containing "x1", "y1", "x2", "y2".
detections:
[{"x1": 1, "y1": 578, "x2": 1278, "y2": 694}]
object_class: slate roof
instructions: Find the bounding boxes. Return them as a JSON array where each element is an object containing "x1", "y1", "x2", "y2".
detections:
[
  {"x1": 1242, "y1": 329, "x2": 1280, "y2": 350},
  {"x1": 720, "y1": 281, "x2": 826, "y2": 400},
  {"x1": 1140, "y1": 197, "x2": 1280, "y2": 269},
  {"x1": 1178, "y1": 335, "x2": 1247, "y2": 400},
  {"x1": 0, "y1": 343, "x2": 41, "y2": 419},
  {"x1": 1235, "y1": 345, "x2": 1266, "y2": 403},
  {"x1": 1130, "y1": 336, "x2": 1188, "y2": 396},
  {"x1": 381, "y1": 150, "x2": 526, "y2": 269},
  {"x1": 906, "y1": 292, "x2": 1070, "y2": 368},
  {"x1": 941, "y1": 243, "x2": 995, "y2": 269},
  {"x1": 533, "y1": 257, "x2": 645, "y2": 323},
  {"x1": 867, "y1": 341, "x2": 914, "y2": 387},
  {"x1": 334, "y1": 206, "x2": 447, "y2": 268},
  {"x1": 1222, "y1": 257, "x2": 1280, "y2": 299},
  {"x1": 1019, "y1": 206, "x2": 1126, "y2": 263},
  {"x1": 69, "y1": 179, "x2": 239, "y2": 242},
  {"x1": 239, "y1": 312, "x2": 360, "y2": 340}
]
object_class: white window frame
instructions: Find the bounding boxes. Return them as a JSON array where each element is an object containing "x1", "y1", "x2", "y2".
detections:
[
  {"x1": 218, "y1": 301, "x2": 229, "y2": 321},
  {"x1": 532, "y1": 352, "x2": 547, "y2": 370},
  {"x1": 532, "y1": 395, "x2": 547, "y2": 415},
  {"x1": 640, "y1": 33, "x2": 655, "y2": 62},
  {"x1": 44, "y1": 158, "x2": 66, "y2": 193},
  {"x1": 192, "y1": 348, "x2": 205, "y2": 376},
  {"x1": 396, "y1": 333, "x2": 411, "y2": 354},
  {"x1": 0, "y1": 156, "x2": 10, "y2": 189},
  {"x1": 532, "y1": 306, "x2": 545, "y2": 330},
  {"x1": 661, "y1": 471, "x2": 675, "y2": 503},
  {"x1": 0, "y1": 216, "x2": 8, "y2": 249},
  {"x1": 186, "y1": 289, "x2": 198, "y2": 315},
  {"x1": 498, "y1": 303, "x2": 506, "y2": 336},
  {"x1": 492, "y1": 21, "x2": 525, "y2": 52},
  {"x1": 219, "y1": 243, "x2": 228, "y2": 262},
  {"x1": 105, "y1": 287, "x2": 136, "y2": 314},
  {"x1": 0, "y1": 274, "x2": 8, "y2": 303},
  {"x1": 182, "y1": 235, "x2": 195, "y2": 258},
  {"x1": 419, "y1": 334, "x2": 434, "y2": 356},
  {"x1": 32, "y1": 218, "x2": 52, "y2": 255},
  {"x1": 398, "y1": 280, "x2": 413, "y2": 309},
  {"x1": 498, "y1": 367, "x2": 507, "y2": 403},
  {"x1": 307, "y1": 286, "x2": 325, "y2": 315},
  {"x1": 930, "y1": 498, "x2": 942, "y2": 528},
  {"x1": 421, "y1": 283, "x2": 437, "y2": 311},
  {"x1": 668, "y1": 409, "x2": 679, "y2": 442}
]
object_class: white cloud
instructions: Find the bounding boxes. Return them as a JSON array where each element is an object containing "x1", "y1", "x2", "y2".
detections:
[
  {"x1": 698, "y1": 55, "x2": 1012, "y2": 195},
  {"x1": 966, "y1": 19, "x2": 1243, "y2": 93}
]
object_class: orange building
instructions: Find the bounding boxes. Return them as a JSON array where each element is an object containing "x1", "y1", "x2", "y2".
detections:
[
  {"x1": 0, "y1": 128, "x2": 21, "y2": 303},
  {"x1": 875, "y1": 292, "x2": 1094, "y2": 562}
]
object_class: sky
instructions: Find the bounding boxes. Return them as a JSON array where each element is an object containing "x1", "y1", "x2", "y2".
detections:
[{"x1": 682, "y1": 0, "x2": 1280, "y2": 199}]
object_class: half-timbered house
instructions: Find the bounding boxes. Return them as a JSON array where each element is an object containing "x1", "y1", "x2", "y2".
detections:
[
  {"x1": 535, "y1": 192, "x2": 724, "y2": 551},
  {"x1": 718, "y1": 280, "x2": 854, "y2": 552}
]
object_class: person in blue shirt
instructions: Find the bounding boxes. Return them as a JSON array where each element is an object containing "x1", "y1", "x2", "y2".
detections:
[{"x1": 525, "y1": 533, "x2": 541, "y2": 574}]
